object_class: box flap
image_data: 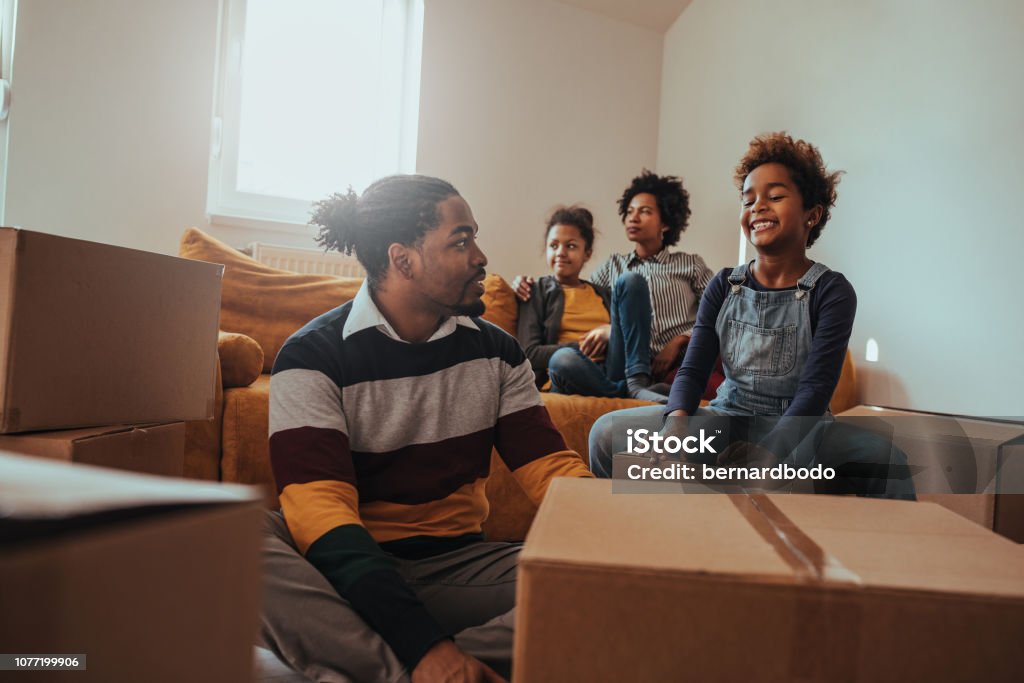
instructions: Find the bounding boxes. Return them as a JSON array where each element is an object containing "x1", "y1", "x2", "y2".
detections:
[
  {"x1": 525, "y1": 479, "x2": 1024, "y2": 601},
  {"x1": 0, "y1": 423, "x2": 185, "y2": 476},
  {"x1": 0, "y1": 423, "x2": 148, "y2": 445},
  {"x1": 772, "y1": 495, "x2": 1024, "y2": 598},
  {"x1": 522, "y1": 478, "x2": 796, "y2": 581},
  {"x1": 839, "y1": 406, "x2": 1024, "y2": 444},
  {"x1": 0, "y1": 452, "x2": 259, "y2": 519}
]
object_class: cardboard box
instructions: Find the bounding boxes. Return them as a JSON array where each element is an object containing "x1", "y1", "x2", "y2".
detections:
[
  {"x1": 516, "y1": 479, "x2": 1024, "y2": 682},
  {"x1": 838, "y1": 406, "x2": 1024, "y2": 531},
  {"x1": 995, "y1": 435, "x2": 1024, "y2": 542},
  {"x1": 0, "y1": 228, "x2": 223, "y2": 433},
  {"x1": 0, "y1": 453, "x2": 263, "y2": 682},
  {"x1": 0, "y1": 422, "x2": 185, "y2": 476}
]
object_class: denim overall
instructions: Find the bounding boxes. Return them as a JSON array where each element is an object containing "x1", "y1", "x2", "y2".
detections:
[
  {"x1": 589, "y1": 261, "x2": 915, "y2": 498},
  {"x1": 588, "y1": 263, "x2": 830, "y2": 476},
  {"x1": 703, "y1": 260, "x2": 914, "y2": 498},
  {"x1": 709, "y1": 261, "x2": 830, "y2": 416}
]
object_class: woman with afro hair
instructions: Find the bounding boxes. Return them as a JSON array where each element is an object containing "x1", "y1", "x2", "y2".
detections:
[
  {"x1": 588, "y1": 133, "x2": 914, "y2": 499},
  {"x1": 515, "y1": 170, "x2": 715, "y2": 403}
]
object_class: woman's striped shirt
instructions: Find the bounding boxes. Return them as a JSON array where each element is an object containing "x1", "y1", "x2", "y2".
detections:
[{"x1": 589, "y1": 249, "x2": 714, "y2": 353}]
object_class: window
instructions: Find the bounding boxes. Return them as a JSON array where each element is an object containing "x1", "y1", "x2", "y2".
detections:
[
  {"x1": 208, "y1": 0, "x2": 423, "y2": 230},
  {"x1": 0, "y1": 0, "x2": 16, "y2": 224}
]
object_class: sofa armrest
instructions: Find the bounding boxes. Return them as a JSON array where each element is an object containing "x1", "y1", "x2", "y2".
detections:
[{"x1": 219, "y1": 331, "x2": 264, "y2": 389}]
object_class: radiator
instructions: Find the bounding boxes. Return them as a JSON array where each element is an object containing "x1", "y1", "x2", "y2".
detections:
[{"x1": 247, "y1": 242, "x2": 366, "y2": 278}]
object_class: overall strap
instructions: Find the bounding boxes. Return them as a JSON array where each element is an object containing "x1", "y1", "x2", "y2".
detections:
[
  {"x1": 727, "y1": 261, "x2": 752, "y2": 293},
  {"x1": 794, "y1": 262, "x2": 831, "y2": 300}
]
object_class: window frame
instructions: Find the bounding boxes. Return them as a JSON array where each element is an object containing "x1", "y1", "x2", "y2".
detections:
[
  {"x1": 207, "y1": 0, "x2": 423, "y2": 233},
  {"x1": 0, "y1": 0, "x2": 17, "y2": 224}
]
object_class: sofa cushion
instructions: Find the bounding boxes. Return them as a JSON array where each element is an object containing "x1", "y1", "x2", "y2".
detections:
[
  {"x1": 181, "y1": 229, "x2": 521, "y2": 370},
  {"x1": 221, "y1": 372, "x2": 655, "y2": 535},
  {"x1": 180, "y1": 228, "x2": 362, "y2": 372},
  {"x1": 218, "y1": 331, "x2": 264, "y2": 388},
  {"x1": 480, "y1": 274, "x2": 518, "y2": 336},
  {"x1": 482, "y1": 392, "x2": 655, "y2": 541},
  {"x1": 219, "y1": 363, "x2": 858, "y2": 539}
]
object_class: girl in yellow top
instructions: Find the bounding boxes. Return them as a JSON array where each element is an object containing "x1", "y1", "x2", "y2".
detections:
[{"x1": 517, "y1": 206, "x2": 667, "y2": 401}]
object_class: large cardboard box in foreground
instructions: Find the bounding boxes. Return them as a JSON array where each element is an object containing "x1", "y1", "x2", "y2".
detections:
[
  {"x1": 516, "y1": 479, "x2": 1024, "y2": 682},
  {"x1": 0, "y1": 453, "x2": 263, "y2": 682},
  {"x1": 0, "y1": 228, "x2": 223, "y2": 433},
  {"x1": 0, "y1": 422, "x2": 185, "y2": 476}
]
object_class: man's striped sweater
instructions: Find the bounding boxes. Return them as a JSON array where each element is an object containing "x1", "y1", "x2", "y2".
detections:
[{"x1": 269, "y1": 283, "x2": 591, "y2": 669}]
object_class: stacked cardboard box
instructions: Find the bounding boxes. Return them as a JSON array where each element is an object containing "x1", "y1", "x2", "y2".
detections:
[
  {"x1": 837, "y1": 405, "x2": 1024, "y2": 539},
  {"x1": 0, "y1": 230, "x2": 259, "y2": 680},
  {"x1": 0, "y1": 228, "x2": 222, "y2": 475},
  {"x1": 515, "y1": 479, "x2": 1024, "y2": 682},
  {"x1": 0, "y1": 423, "x2": 186, "y2": 475},
  {"x1": 996, "y1": 435, "x2": 1024, "y2": 541},
  {"x1": 0, "y1": 453, "x2": 263, "y2": 682}
]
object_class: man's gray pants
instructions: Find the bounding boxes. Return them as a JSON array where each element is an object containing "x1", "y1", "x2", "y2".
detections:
[{"x1": 260, "y1": 511, "x2": 519, "y2": 682}]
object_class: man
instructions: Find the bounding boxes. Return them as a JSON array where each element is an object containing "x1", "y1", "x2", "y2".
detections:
[{"x1": 262, "y1": 175, "x2": 592, "y2": 682}]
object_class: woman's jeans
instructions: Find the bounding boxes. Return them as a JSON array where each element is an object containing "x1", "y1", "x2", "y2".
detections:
[{"x1": 548, "y1": 272, "x2": 653, "y2": 398}]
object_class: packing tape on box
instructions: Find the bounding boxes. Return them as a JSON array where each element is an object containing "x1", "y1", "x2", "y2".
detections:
[
  {"x1": 732, "y1": 493, "x2": 861, "y2": 584},
  {"x1": 731, "y1": 493, "x2": 864, "y2": 679}
]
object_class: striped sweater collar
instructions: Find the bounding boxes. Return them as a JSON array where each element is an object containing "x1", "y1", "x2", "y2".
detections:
[{"x1": 342, "y1": 280, "x2": 480, "y2": 342}]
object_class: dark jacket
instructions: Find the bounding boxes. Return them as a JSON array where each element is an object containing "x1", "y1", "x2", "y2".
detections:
[{"x1": 516, "y1": 275, "x2": 611, "y2": 387}]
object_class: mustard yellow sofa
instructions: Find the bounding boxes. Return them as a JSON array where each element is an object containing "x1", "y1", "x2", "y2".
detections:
[{"x1": 180, "y1": 228, "x2": 860, "y2": 541}]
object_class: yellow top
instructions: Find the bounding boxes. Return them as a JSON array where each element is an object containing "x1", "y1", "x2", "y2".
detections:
[{"x1": 558, "y1": 283, "x2": 609, "y2": 344}]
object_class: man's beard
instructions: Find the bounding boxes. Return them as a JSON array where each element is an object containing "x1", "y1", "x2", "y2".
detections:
[
  {"x1": 451, "y1": 299, "x2": 486, "y2": 317},
  {"x1": 449, "y1": 270, "x2": 487, "y2": 317}
]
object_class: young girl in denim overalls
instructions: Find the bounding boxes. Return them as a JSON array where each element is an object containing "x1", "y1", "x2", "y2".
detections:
[{"x1": 590, "y1": 133, "x2": 914, "y2": 499}]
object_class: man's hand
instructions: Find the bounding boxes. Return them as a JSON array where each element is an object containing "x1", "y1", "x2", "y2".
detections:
[
  {"x1": 510, "y1": 275, "x2": 534, "y2": 302},
  {"x1": 412, "y1": 640, "x2": 507, "y2": 683},
  {"x1": 578, "y1": 325, "x2": 610, "y2": 359},
  {"x1": 652, "y1": 334, "x2": 690, "y2": 378}
]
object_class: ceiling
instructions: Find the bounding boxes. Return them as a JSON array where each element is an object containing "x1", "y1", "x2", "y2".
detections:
[{"x1": 555, "y1": 0, "x2": 694, "y2": 33}]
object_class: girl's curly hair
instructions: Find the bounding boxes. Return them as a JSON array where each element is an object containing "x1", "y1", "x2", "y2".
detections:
[
  {"x1": 734, "y1": 132, "x2": 843, "y2": 247},
  {"x1": 616, "y1": 170, "x2": 691, "y2": 247}
]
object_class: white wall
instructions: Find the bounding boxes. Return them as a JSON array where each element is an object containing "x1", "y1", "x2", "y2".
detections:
[
  {"x1": 3, "y1": 0, "x2": 662, "y2": 277},
  {"x1": 416, "y1": 0, "x2": 662, "y2": 277},
  {"x1": 4, "y1": 0, "x2": 219, "y2": 256},
  {"x1": 659, "y1": 0, "x2": 1024, "y2": 417},
  {"x1": 14, "y1": 2, "x2": 1014, "y2": 417}
]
